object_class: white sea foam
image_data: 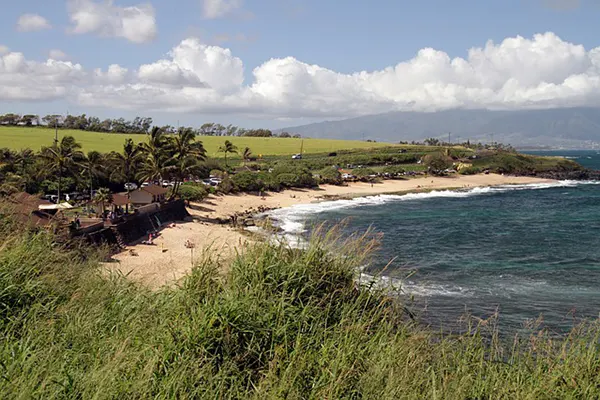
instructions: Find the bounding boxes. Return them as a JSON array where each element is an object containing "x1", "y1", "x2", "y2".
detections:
[
  {"x1": 264, "y1": 180, "x2": 596, "y2": 235},
  {"x1": 359, "y1": 272, "x2": 475, "y2": 298}
]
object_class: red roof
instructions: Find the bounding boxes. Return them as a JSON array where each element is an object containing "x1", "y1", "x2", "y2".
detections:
[
  {"x1": 112, "y1": 193, "x2": 130, "y2": 206},
  {"x1": 11, "y1": 192, "x2": 52, "y2": 207},
  {"x1": 141, "y1": 185, "x2": 169, "y2": 195},
  {"x1": 7, "y1": 193, "x2": 54, "y2": 227}
]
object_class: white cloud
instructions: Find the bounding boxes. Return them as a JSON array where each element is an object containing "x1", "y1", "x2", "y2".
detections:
[
  {"x1": 202, "y1": 0, "x2": 243, "y2": 18},
  {"x1": 49, "y1": 49, "x2": 69, "y2": 61},
  {"x1": 17, "y1": 14, "x2": 52, "y2": 32},
  {"x1": 67, "y1": 0, "x2": 156, "y2": 43},
  {"x1": 3, "y1": 32, "x2": 600, "y2": 119},
  {"x1": 0, "y1": 52, "x2": 85, "y2": 101},
  {"x1": 93, "y1": 64, "x2": 129, "y2": 84}
]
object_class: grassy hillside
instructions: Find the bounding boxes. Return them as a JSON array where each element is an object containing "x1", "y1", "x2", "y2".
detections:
[
  {"x1": 2, "y1": 217, "x2": 600, "y2": 398},
  {"x1": 0, "y1": 126, "x2": 392, "y2": 156}
]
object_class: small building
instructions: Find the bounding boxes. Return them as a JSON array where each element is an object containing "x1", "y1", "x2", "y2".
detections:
[
  {"x1": 129, "y1": 185, "x2": 168, "y2": 207},
  {"x1": 111, "y1": 193, "x2": 131, "y2": 210}
]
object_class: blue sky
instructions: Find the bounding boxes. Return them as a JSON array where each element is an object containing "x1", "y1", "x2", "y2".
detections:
[{"x1": 1, "y1": 0, "x2": 599, "y2": 129}]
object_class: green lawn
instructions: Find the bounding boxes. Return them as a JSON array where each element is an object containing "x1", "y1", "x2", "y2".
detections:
[{"x1": 0, "y1": 126, "x2": 393, "y2": 156}]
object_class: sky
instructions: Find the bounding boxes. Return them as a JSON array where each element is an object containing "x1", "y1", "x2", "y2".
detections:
[{"x1": 1, "y1": 0, "x2": 600, "y2": 129}]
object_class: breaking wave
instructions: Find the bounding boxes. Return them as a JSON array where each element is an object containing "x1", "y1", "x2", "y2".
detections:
[{"x1": 264, "y1": 180, "x2": 598, "y2": 235}]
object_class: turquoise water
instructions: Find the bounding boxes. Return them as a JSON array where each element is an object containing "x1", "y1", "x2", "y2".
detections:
[{"x1": 268, "y1": 151, "x2": 600, "y2": 331}]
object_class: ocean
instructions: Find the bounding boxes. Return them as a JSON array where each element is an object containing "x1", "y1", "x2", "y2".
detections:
[{"x1": 267, "y1": 150, "x2": 600, "y2": 332}]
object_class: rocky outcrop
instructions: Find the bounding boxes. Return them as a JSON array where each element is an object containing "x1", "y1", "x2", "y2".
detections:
[
  {"x1": 518, "y1": 169, "x2": 600, "y2": 181},
  {"x1": 228, "y1": 206, "x2": 277, "y2": 229}
]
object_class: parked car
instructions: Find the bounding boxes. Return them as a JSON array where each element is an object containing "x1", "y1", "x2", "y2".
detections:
[
  {"x1": 124, "y1": 182, "x2": 138, "y2": 191},
  {"x1": 141, "y1": 182, "x2": 151, "y2": 188},
  {"x1": 291, "y1": 153, "x2": 302, "y2": 160},
  {"x1": 209, "y1": 178, "x2": 222, "y2": 186}
]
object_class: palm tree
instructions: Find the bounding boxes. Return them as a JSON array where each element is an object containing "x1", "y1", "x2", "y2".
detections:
[
  {"x1": 40, "y1": 136, "x2": 84, "y2": 202},
  {"x1": 15, "y1": 149, "x2": 35, "y2": 177},
  {"x1": 82, "y1": 151, "x2": 105, "y2": 201},
  {"x1": 0, "y1": 148, "x2": 17, "y2": 173},
  {"x1": 110, "y1": 139, "x2": 142, "y2": 212},
  {"x1": 168, "y1": 127, "x2": 207, "y2": 197},
  {"x1": 94, "y1": 187, "x2": 112, "y2": 216},
  {"x1": 138, "y1": 127, "x2": 170, "y2": 183},
  {"x1": 218, "y1": 140, "x2": 238, "y2": 166},
  {"x1": 242, "y1": 147, "x2": 252, "y2": 164}
]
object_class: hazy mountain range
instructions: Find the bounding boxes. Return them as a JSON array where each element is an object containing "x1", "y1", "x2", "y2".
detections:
[{"x1": 279, "y1": 108, "x2": 600, "y2": 149}]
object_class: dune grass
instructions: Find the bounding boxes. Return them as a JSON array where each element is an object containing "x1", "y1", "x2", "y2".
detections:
[
  {"x1": 0, "y1": 126, "x2": 391, "y2": 156},
  {"x1": 2, "y1": 217, "x2": 600, "y2": 398}
]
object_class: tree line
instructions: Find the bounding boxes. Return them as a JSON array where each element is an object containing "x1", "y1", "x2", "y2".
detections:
[
  {"x1": 0, "y1": 127, "x2": 216, "y2": 201},
  {"x1": 0, "y1": 113, "x2": 300, "y2": 138}
]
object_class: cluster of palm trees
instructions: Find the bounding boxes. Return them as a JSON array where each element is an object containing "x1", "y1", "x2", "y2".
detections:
[
  {"x1": 0, "y1": 127, "x2": 211, "y2": 203},
  {"x1": 218, "y1": 140, "x2": 253, "y2": 166}
]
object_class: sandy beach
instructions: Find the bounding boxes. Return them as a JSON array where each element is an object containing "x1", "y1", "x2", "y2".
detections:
[{"x1": 106, "y1": 174, "x2": 553, "y2": 288}]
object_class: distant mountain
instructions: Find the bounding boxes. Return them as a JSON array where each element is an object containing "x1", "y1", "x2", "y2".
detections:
[{"x1": 279, "y1": 108, "x2": 600, "y2": 149}]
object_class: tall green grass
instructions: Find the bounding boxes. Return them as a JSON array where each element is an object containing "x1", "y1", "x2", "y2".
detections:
[{"x1": 2, "y1": 217, "x2": 600, "y2": 398}]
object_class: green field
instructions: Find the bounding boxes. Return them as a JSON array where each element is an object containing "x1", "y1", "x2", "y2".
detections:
[{"x1": 0, "y1": 126, "x2": 392, "y2": 156}]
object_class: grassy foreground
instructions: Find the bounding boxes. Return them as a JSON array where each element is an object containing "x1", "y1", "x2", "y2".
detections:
[
  {"x1": 2, "y1": 221, "x2": 600, "y2": 398},
  {"x1": 0, "y1": 126, "x2": 390, "y2": 156}
]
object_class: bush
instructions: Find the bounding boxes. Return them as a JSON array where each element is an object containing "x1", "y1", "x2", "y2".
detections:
[
  {"x1": 271, "y1": 165, "x2": 317, "y2": 188},
  {"x1": 423, "y1": 152, "x2": 452, "y2": 175},
  {"x1": 353, "y1": 167, "x2": 377, "y2": 181},
  {"x1": 232, "y1": 171, "x2": 263, "y2": 192},
  {"x1": 316, "y1": 167, "x2": 342, "y2": 185},
  {"x1": 276, "y1": 173, "x2": 300, "y2": 188},
  {"x1": 458, "y1": 166, "x2": 482, "y2": 175},
  {"x1": 177, "y1": 183, "x2": 208, "y2": 204},
  {"x1": 381, "y1": 165, "x2": 405, "y2": 177}
]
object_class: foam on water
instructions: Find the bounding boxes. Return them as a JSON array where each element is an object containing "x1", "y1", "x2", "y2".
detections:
[{"x1": 265, "y1": 180, "x2": 597, "y2": 235}]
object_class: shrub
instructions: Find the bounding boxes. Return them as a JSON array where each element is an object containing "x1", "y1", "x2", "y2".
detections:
[
  {"x1": 232, "y1": 172, "x2": 263, "y2": 192},
  {"x1": 271, "y1": 165, "x2": 317, "y2": 188},
  {"x1": 353, "y1": 167, "x2": 377, "y2": 181},
  {"x1": 177, "y1": 183, "x2": 208, "y2": 204},
  {"x1": 423, "y1": 152, "x2": 452, "y2": 175},
  {"x1": 276, "y1": 173, "x2": 300, "y2": 188},
  {"x1": 217, "y1": 176, "x2": 236, "y2": 194},
  {"x1": 316, "y1": 167, "x2": 342, "y2": 185},
  {"x1": 381, "y1": 165, "x2": 405, "y2": 177},
  {"x1": 458, "y1": 166, "x2": 482, "y2": 175}
]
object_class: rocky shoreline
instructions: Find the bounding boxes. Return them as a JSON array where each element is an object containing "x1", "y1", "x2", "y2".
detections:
[{"x1": 519, "y1": 169, "x2": 600, "y2": 181}]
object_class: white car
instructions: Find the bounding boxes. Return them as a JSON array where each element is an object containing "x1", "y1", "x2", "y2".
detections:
[
  {"x1": 124, "y1": 182, "x2": 138, "y2": 190},
  {"x1": 291, "y1": 153, "x2": 302, "y2": 159}
]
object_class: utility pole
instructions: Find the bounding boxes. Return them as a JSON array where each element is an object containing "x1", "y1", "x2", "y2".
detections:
[
  {"x1": 448, "y1": 132, "x2": 451, "y2": 145},
  {"x1": 54, "y1": 118, "x2": 58, "y2": 146}
]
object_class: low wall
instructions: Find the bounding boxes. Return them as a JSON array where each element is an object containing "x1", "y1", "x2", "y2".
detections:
[
  {"x1": 112, "y1": 200, "x2": 189, "y2": 245},
  {"x1": 76, "y1": 200, "x2": 190, "y2": 248},
  {"x1": 85, "y1": 227, "x2": 120, "y2": 248}
]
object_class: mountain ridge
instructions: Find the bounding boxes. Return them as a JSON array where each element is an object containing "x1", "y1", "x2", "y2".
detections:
[{"x1": 278, "y1": 108, "x2": 600, "y2": 148}]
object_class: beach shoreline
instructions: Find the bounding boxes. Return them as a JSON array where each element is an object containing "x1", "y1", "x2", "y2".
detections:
[{"x1": 104, "y1": 173, "x2": 554, "y2": 288}]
